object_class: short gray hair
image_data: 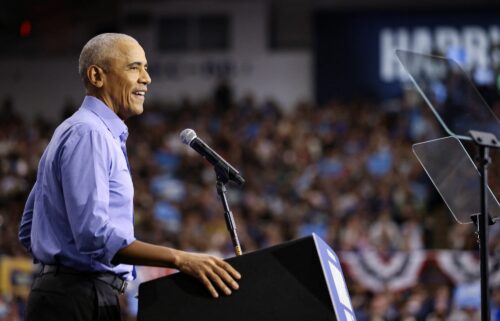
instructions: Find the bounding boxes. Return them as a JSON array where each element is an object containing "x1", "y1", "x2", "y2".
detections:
[{"x1": 78, "y1": 33, "x2": 138, "y2": 85}]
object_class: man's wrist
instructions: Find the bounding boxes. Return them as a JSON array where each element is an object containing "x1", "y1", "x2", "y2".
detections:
[{"x1": 171, "y1": 248, "x2": 183, "y2": 269}]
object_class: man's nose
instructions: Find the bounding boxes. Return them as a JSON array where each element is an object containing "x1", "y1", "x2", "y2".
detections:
[{"x1": 140, "y1": 69, "x2": 151, "y2": 85}]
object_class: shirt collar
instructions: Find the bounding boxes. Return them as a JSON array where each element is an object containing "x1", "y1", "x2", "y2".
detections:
[{"x1": 81, "y1": 96, "x2": 128, "y2": 141}]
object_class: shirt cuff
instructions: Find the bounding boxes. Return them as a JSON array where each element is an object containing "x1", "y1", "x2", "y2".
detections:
[{"x1": 96, "y1": 229, "x2": 136, "y2": 268}]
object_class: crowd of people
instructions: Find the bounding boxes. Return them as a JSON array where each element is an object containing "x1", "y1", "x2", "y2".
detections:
[{"x1": 1, "y1": 86, "x2": 500, "y2": 320}]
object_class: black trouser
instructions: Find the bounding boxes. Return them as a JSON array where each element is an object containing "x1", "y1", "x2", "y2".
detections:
[{"x1": 25, "y1": 272, "x2": 122, "y2": 321}]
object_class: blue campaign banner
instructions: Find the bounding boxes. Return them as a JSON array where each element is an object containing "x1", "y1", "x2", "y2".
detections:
[
  {"x1": 313, "y1": 234, "x2": 356, "y2": 321},
  {"x1": 314, "y1": 9, "x2": 500, "y2": 103}
]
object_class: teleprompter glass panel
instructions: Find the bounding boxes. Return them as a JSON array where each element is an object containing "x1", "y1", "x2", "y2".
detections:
[
  {"x1": 413, "y1": 136, "x2": 500, "y2": 224},
  {"x1": 396, "y1": 50, "x2": 500, "y2": 141}
]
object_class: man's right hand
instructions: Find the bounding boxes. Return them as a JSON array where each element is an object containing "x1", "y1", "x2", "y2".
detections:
[
  {"x1": 113, "y1": 240, "x2": 241, "y2": 298},
  {"x1": 174, "y1": 251, "x2": 241, "y2": 298}
]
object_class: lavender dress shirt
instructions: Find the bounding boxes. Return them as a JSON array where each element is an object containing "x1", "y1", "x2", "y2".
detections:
[{"x1": 19, "y1": 96, "x2": 136, "y2": 280}]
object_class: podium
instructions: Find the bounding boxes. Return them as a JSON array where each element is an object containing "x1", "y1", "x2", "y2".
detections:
[{"x1": 138, "y1": 234, "x2": 356, "y2": 321}]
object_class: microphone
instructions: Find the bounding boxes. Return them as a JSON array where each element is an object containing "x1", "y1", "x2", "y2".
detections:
[{"x1": 180, "y1": 128, "x2": 245, "y2": 186}]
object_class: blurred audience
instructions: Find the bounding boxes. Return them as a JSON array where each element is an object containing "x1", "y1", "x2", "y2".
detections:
[{"x1": 0, "y1": 89, "x2": 499, "y2": 320}]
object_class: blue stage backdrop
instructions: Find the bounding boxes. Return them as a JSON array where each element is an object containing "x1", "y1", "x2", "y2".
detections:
[{"x1": 314, "y1": 9, "x2": 500, "y2": 104}]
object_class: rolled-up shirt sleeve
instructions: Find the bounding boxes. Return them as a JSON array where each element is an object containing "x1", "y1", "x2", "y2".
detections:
[{"x1": 60, "y1": 128, "x2": 135, "y2": 268}]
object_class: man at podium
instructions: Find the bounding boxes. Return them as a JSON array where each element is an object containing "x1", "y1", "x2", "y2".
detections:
[{"x1": 18, "y1": 33, "x2": 241, "y2": 321}]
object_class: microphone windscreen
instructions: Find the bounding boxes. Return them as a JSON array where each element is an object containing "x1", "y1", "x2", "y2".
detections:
[{"x1": 180, "y1": 128, "x2": 197, "y2": 145}]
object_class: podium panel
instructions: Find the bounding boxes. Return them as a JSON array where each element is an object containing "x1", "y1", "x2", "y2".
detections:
[{"x1": 138, "y1": 234, "x2": 355, "y2": 321}]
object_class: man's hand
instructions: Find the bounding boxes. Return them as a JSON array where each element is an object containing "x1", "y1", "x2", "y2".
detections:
[
  {"x1": 113, "y1": 240, "x2": 241, "y2": 298},
  {"x1": 175, "y1": 251, "x2": 241, "y2": 298}
]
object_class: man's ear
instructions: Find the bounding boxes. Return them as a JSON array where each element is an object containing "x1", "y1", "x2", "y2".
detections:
[{"x1": 87, "y1": 65, "x2": 105, "y2": 88}]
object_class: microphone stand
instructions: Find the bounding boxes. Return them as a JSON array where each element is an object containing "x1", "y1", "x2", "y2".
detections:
[{"x1": 215, "y1": 168, "x2": 243, "y2": 256}]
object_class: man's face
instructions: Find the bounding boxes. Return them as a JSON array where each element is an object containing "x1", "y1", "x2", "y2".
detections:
[{"x1": 100, "y1": 39, "x2": 151, "y2": 120}]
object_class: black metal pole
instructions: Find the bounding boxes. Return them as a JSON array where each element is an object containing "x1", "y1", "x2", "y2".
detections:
[
  {"x1": 478, "y1": 145, "x2": 491, "y2": 321},
  {"x1": 216, "y1": 179, "x2": 242, "y2": 256}
]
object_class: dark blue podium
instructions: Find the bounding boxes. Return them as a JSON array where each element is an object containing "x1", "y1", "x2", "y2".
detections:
[{"x1": 138, "y1": 234, "x2": 356, "y2": 321}]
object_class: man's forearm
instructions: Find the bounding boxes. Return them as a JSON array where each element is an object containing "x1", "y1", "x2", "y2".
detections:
[
  {"x1": 112, "y1": 240, "x2": 181, "y2": 268},
  {"x1": 112, "y1": 239, "x2": 241, "y2": 298}
]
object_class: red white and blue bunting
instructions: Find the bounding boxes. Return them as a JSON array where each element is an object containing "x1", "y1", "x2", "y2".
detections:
[
  {"x1": 341, "y1": 251, "x2": 427, "y2": 292},
  {"x1": 434, "y1": 250, "x2": 500, "y2": 284},
  {"x1": 340, "y1": 250, "x2": 500, "y2": 292}
]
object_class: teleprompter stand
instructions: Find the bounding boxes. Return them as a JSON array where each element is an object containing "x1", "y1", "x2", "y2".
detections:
[{"x1": 468, "y1": 130, "x2": 497, "y2": 321}]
